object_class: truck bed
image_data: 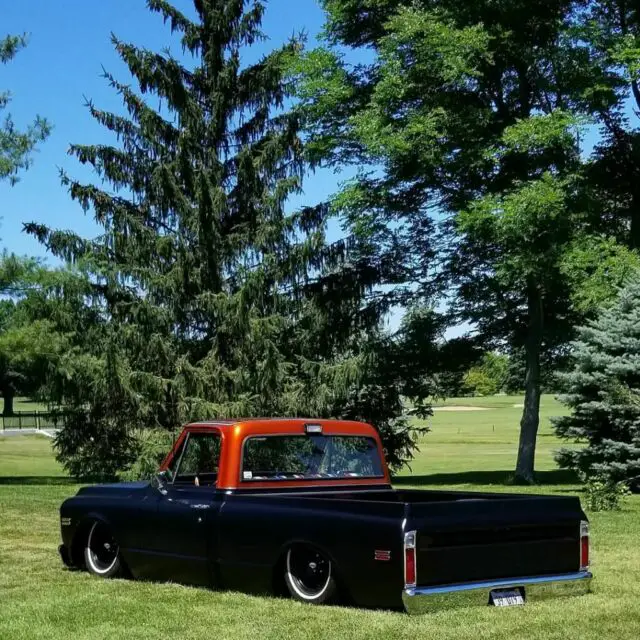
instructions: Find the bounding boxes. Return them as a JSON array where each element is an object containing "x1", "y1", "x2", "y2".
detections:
[{"x1": 229, "y1": 486, "x2": 583, "y2": 588}]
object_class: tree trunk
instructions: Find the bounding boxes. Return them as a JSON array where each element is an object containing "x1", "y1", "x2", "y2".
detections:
[
  {"x1": 3, "y1": 390, "x2": 15, "y2": 417},
  {"x1": 630, "y1": 198, "x2": 640, "y2": 250},
  {"x1": 514, "y1": 282, "x2": 543, "y2": 484}
]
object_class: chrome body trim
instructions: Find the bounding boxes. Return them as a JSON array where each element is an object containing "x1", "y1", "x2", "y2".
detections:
[{"x1": 403, "y1": 571, "x2": 593, "y2": 614}]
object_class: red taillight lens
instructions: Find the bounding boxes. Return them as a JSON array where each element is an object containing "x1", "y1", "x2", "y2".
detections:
[
  {"x1": 404, "y1": 530, "x2": 417, "y2": 587},
  {"x1": 580, "y1": 520, "x2": 590, "y2": 570}
]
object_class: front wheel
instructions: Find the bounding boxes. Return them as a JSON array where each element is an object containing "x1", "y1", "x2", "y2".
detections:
[
  {"x1": 84, "y1": 521, "x2": 124, "y2": 578},
  {"x1": 284, "y1": 546, "x2": 338, "y2": 604}
]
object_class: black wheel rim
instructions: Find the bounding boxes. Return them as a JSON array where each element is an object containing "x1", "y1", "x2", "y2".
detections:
[
  {"x1": 88, "y1": 522, "x2": 119, "y2": 573},
  {"x1": 288, "y1": 547, "x2": 331, "y2": 597}
]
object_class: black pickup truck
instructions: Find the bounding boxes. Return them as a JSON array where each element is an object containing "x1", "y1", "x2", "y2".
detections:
[{"x1": 58, "y1": 419, "x2": 592, "y2": 613}]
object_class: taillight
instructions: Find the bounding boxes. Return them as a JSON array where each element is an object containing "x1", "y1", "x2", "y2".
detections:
[
  {"x1": 580, "y1": 520, "x2": 590, "y2": 571},
  {"x1": 404, "y1": 530, "x2": 417, "y2": 587}
]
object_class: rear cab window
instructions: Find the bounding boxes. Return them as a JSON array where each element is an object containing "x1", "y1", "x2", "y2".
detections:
[{"x1": 241, "y1": 434, "x2": 383, "y2": 482}]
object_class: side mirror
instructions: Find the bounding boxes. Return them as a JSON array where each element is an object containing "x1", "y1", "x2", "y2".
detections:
[{"x1": 152, "y1": 470, "x2": 170, "y2": 495}]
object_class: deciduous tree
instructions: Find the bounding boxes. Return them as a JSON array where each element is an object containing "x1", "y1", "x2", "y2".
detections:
[
  {"x1": 293, "y1": 0, "x2": 639, "y2": 482},
  {"x1": 0, "y1": 34, "x2": 50, "y2": 184}
]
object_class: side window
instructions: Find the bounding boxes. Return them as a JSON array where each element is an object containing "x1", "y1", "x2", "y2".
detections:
[
  {"x1": 166, "y1": 437, "x2": 186, "y2": 478},
  {"x1": 174, "y1": 433, "x2": 221, "y2": 485}
]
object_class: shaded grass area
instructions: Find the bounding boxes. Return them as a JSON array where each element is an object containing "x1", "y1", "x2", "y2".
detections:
[{"x1": 1, "y1": 398, "x2": 640, "y2": 640}]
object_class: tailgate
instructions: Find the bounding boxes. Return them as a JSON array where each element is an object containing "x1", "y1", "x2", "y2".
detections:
[{"x1": 406, "y1": 495, "x2": 584, "y2": 587}]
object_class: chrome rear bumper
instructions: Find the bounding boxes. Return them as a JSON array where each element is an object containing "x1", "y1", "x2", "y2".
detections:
[{"x1": 403, "y1": 571, "x2": 592, "y2": 614}]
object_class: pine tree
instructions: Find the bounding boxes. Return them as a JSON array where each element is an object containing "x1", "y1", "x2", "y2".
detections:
[
  {"x1": 554, "y1": 277, "x2": 640, "y2": 490},
  {"x1": 25, "y1": 0, "x2": 428, "y2": 479}
]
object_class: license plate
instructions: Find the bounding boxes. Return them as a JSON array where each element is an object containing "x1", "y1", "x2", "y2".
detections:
[{"x1": 490, "y1": 588, "x2": 525, "y2": 607}]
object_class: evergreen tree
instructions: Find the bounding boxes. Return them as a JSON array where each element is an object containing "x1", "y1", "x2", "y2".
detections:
[
  {"x1": 0, "y1": 34, "x2": 51, "y2": 184},
  {"x1": 554, "y1": 277, "x2": 640, "y2": 491},
  {"x1": 26, "y1": 0, "x2": 429, "y2": 478}
]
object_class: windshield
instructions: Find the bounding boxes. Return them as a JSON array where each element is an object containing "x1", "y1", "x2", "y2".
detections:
[{"x1": 241, "y1": 435, "x2": 383, "y2": 481}]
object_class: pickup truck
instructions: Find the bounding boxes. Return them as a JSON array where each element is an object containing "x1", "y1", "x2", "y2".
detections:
[{"x1": 58, "y1": 418, "x2": 592, "y2": 613}]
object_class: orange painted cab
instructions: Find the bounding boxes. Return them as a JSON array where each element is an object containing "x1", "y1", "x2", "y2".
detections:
[{"x1": 159, "y1": 418, "x2": 392, "y2": 491}]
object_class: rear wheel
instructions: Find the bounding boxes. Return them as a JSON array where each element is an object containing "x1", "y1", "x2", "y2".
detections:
[
  {"x1": 284, "y1": 545, "x2": 338, "y2": 604},
  {"x1": 84, "y1": 521, "x2": 123, "y2": 578}
]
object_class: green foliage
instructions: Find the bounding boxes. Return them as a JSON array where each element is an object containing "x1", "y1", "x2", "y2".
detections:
[
  {"x1": 0, "y1": 254, "x2": 72, "y2": 415},
  {"x1": 560, "y1": 236, "x2": 640, "y2": 314},
  {"x1": 0, "y1": 34, "x2": 51, "y2": 184},
  {"x1": 577, "y1": 1, "x2": 640, "y2": 250},
  {"x1": 583, "y1": 476, "x2": 630, "y2": 512},
  {"x1": 119, "y1": 429, "x2": 175, "y2": 482},
  {"x1": 462, "y1": 352, "x2": 509, "y2": 397},
  {"x1": 462, "y1": 368, "x2": 496, "y2": 397},
  {"x1": 295, "y1": 0, "x2": 620, "y2": 484},
  {"x1": 24, "y1": 0, "x2": 431, "y2": 479},
  {"x1": 554, "y1": 276, "x2": 640, "y2": 490}
]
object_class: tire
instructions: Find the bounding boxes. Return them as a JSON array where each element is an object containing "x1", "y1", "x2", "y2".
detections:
[
  {"x1": 284, "y1": 545, "x2": 338, "y2": 605},
  {"x1": 84, "y1": 520, "x2": 124, "y2": 578}
]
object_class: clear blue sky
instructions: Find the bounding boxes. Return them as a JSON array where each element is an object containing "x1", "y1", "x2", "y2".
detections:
[{"x1": 1, "y1": 0, "x2": 340, "y2": 260}]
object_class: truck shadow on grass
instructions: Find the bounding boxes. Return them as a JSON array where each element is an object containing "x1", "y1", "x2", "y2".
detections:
[
  {"x1": 393, "y1": 469, "x2": 579, "y2": 487},
  {"x1": 0, "y1": 476, "x2": 75, "y2": 486}
]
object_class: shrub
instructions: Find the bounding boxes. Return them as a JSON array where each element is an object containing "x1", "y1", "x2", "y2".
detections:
[
  {"x1": 462, "y1": 352, "x2": 509, "y2": 396},
  {"x1": 583, "y1": 476, "x2": 630, "y2": 512}
]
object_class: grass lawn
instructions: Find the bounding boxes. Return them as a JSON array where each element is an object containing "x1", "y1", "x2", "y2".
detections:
[
  {"x1": 1, "y1": 397, "x2": 639, "y2": 640},
  {"x1": 0, "y1": 396, "x2": 49, "y2": 415},
  {"x1": 401, "y1": 394, "x2": 574, "y2": 484}
]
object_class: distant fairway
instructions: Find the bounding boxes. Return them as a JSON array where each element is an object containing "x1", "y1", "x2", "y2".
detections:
[{"x1": 398, "y1": 394, "x2": 576, "y2": 486}]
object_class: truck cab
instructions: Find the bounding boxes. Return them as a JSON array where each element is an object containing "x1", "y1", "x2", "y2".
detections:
[{"x1": 159, "y1": 418, "x2": 392, "y2": 491}]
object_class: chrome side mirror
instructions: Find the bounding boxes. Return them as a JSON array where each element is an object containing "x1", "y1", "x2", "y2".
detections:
[{"x1": 152, "y1": 470, "x2": 170, "y2": 495}]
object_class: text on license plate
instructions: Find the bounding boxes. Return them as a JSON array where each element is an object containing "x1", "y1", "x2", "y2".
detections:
[{"x1": 490, "y1": 589, "x2": 525, "y2": 607}]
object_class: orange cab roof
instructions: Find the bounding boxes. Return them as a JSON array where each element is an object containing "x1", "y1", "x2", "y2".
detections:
[{"x1": 184, "y1": 418, "x2": 377, "y2": 436}]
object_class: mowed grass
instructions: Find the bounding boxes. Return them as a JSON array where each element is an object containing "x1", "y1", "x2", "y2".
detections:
[
  {"x1": 0, "y1": 396, "x2": 49, "y2": 415},
  {"x1": 400, "y1": 394, "x2": 575, "y2": 485},
  {"x1": 1, "y1": 397, "x2": 639, "y2": 640}
]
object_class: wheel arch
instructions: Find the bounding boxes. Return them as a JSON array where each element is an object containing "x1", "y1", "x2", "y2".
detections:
[
  {"x1": 272, "y1": 538, "x2": 351, "y2": 602},
  {"x1": 70, "y1": 512, "x2": 115, "y2": 568}
]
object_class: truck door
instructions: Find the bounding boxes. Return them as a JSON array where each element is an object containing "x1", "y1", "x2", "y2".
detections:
[{"x1": 144, "y1": 429, "x2": 224, "y2": 587}]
